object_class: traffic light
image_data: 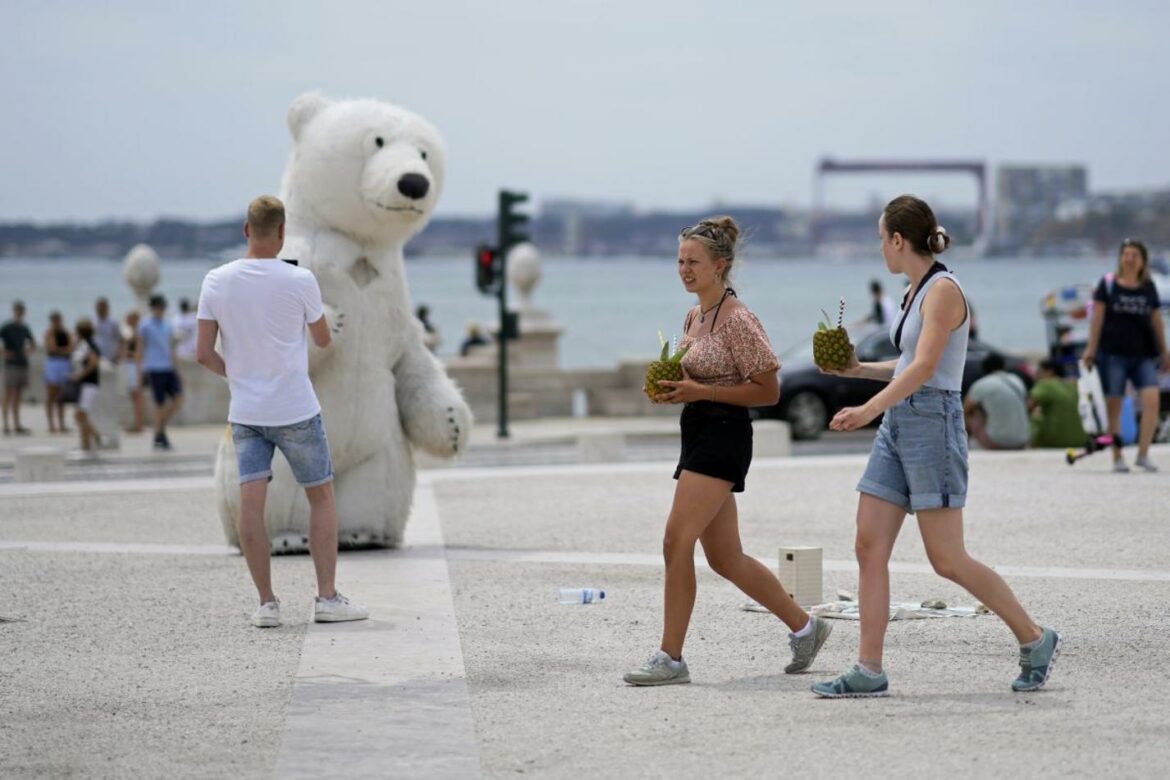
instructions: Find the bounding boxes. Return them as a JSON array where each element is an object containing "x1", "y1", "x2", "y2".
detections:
[
  {"x1": 498, "y1": 190, "x2": 530, "y2": 252},
  {"x1": 474, "y1": 243, "x2": 499, "y2": 294}
]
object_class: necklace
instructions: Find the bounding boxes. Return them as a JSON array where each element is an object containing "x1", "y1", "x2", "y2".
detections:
[{"x1": 700, "y1": 289, "x2": 731, "y2": 323}]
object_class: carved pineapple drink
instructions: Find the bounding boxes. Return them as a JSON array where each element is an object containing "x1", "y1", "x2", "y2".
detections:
[
  {"x1": 645, "y1": 331, "x2": 690, "y2": 400},
  {"x1": 813, "y1": 298, "x2": 854, "y2": 371}
]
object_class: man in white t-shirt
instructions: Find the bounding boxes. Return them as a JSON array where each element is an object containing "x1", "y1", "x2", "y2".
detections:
[
  {"x1": 172, "y1": 298, "x2": 198, "y2": 361},
  {"x1": 196, "y1": 195, "x2": 368, "y2": 628}
]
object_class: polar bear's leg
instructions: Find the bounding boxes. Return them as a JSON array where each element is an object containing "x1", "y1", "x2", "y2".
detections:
[
  {"x1": 265, "y1": 452, "x2": 312, "y2": 554},
  {"x1": 333, "y1": 445, "x2": 416, "y2": 549},
  {"x1": 214, "y1": 431, "x2": 241, "y2": 548}
]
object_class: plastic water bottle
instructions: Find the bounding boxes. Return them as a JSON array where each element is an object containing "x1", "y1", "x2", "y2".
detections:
[{"x1": 557, "y1": 588, "x2": 605, "y2": 604}]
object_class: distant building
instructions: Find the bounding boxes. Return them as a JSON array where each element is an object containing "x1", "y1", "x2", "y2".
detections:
[
  {"x1": 541, "y1": 198, "x2": 636, "y2": 255},
  {"x1": 993, "y1": 165, "x2": 1088, "y2": 248}
]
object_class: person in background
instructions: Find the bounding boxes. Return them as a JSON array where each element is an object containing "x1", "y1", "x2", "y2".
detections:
[
  {"x1": 93, "y1": 297, "x2": 122, "y2": 365},
  {"x1": 964, "y1": 353, "x2": 1029, "y2": 450},
  {"x1": 138, "y1": 294, "x2": 183, "y2": 451},
  {"x1": 120, "y1": 311, "x2": 146, "y2": 433},
  {"x1": 1028, "y1": 358, "x2": 1086, "y2": 448},
  {"x1": 173, "y1": 298, "x2": 198, "y2": 361},
  {"x1": 459, "y1": 321, "x2": 488, "y2": 356},
  {"x1": 1082, "y1": 239, "x2": 1169, "y2": 472},
  {"x1": 869, "y1": 279, "x2": 897, "y2": 326},
  {"x1": 70, "y1": 318, "x2": 102, "y2": 453},
  {"x1": 416, "y1": 304, "x2": 440, "y2": 352},
  {"x1": 42, "y1": 310, "x2": 73, "y2": 434},
  {"x1": 1, "y1": 301, "x2": 36, "y2": 435}
]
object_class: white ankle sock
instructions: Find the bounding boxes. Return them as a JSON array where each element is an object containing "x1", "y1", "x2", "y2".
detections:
[
  {"x1": 792, "y1": 617, "x2": 814, "y2": 637},
  {"x1": 857, "y1": 662, "x2": 883, "y2": 677}
]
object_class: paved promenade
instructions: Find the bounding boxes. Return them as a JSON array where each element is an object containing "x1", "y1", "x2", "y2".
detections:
[{"x1": 1, "y1": 422, "x2": 1168, "y2": 777}]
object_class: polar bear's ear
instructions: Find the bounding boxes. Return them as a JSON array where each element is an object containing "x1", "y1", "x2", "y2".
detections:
[{"x1": 288, "y1": 92, "x2": 331, "y2": 140}]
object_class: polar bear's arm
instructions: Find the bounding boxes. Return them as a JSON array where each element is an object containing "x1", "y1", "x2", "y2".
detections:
[{"x1": 395, "y1": 337, "x2": 473, "y2": 457}]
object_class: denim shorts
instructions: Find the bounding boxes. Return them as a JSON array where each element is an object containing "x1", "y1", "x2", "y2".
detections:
[
  {"x1": 43, "y1": 357, "x2": 70, "y2": 387},
  {"x1": 145, "y1": 370, "x2": 182, "y2": 405},
  {"x1": 857, "y1": 388, "x2": 968, "y2": 514},
  {"x1": 230, "y1": 413, "x2": 334, "y2": 487},
  {"x1": 1096, "y1": 352, "x2": 1159, "y2": 396}
]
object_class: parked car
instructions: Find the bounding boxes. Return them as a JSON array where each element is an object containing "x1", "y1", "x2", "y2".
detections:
[{"x1": 755, "y1": 326, "x2": 1035, "y2": 440}]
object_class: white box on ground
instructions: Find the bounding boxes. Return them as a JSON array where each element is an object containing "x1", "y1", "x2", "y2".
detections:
[{"x1": 777, "y1": 546, "x2": 822, "y2": 607}]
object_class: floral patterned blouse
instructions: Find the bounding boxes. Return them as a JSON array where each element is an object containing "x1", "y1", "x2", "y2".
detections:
[{"x1": 679, "y1": 305, "x2": 780, "y2": 387}]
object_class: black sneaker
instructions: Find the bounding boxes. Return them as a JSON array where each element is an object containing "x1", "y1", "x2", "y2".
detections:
[{"x1": 152, "y1": 433, "x2": 171, "y2": 451}]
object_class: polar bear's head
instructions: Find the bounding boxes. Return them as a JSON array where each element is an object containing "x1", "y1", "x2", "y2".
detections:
[{"x1": 281, "y1": 92, "x2": 445, "y2": 245}]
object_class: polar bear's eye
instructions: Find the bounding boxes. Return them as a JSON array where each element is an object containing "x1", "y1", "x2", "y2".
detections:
[
  {"x1": 375, "y1": 137, "x2": 384, "y2": 149},
  {"x1": 420, "y1": 150, "x2": 428, "y2": 161}
]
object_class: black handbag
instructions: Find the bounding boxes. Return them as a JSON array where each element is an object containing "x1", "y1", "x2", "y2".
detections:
[{"x1": 59, "y1": 379, "x2": 80, "y2": 404}]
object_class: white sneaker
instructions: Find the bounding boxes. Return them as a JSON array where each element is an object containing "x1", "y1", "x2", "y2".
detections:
[
  {"x1": 1113, "y1": 457, "x2": 1131, "y2": 473},
  {"x1": 314, "y1": 591, "x2": 369, "y2": 623},
  {"x1": 1134, "y1": 456, "x2": 1159, "y2": 473},
  {"x1": 623, "y1": 650, "x2": 690, "y2": 686},
  {"x1": 251, "y1": 600, "x2": 281, "y2": 628}
]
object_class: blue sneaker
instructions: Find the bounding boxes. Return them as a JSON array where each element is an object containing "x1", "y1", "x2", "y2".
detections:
[
  {"x1": 811, "y1": 664, "x2": 889, "y2": 698},
  {"x1": 1012, "y1": 627, "x2": 1062, "y2": 692}
]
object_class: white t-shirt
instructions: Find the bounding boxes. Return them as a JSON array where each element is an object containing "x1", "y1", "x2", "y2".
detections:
[{"x1": 197, "y1": 258, "x2": 325, "y2": 426}]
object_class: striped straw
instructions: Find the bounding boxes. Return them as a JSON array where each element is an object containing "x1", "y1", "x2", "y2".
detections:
[{"x1": 837, "y1": 297, "x2": 845, "y2": 328}]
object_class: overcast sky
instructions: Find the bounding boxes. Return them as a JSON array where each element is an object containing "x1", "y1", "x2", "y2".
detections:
[{"x1": 4, "y1": 1, "x2": 1169, "y2": 222}]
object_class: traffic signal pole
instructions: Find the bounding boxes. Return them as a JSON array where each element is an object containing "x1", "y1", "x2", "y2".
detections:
[{"x1": 494, "y1": 190, "x2": 529, "y2": 439}]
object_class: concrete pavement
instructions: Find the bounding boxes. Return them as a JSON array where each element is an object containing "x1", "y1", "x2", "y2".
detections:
[{"x1": 2, "y1": 434, "x2": 1168, "y2": 777}]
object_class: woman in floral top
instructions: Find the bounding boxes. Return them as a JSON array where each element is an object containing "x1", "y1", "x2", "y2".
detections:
[{"x1": 623, "y1": 216, "x2": 833, "y2": 687}]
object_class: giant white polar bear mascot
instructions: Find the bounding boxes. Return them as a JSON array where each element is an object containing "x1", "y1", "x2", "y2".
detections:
[{"x1": 214, "y1": 92, "x2": 473, "y2": 551}]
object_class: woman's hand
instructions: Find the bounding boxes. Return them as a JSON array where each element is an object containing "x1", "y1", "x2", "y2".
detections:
[
  {"x1": 1081, "y1": 348, "x2": 1096, "y2": 370},
  {"x1": 818, "y1": 351, "x2": 862, "y2": 378},
  {"x1": 830, "y1": 403, "x2": 880, "y2": 431},
  {"x1": 654, "y1": 379, "x2": 710, "y2": 404}
]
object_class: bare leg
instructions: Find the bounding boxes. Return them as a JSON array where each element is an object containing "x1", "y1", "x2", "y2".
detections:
[
  {"x1": 45, "y1": 385, "x2": 58, "y2": 433},
  {"x1": 237, "y1": 480, "x2": 275, "y2": 603},
  {"x1": 55, "y1": 396, "x2": 67, "y2": 432},
  {"x1": 699, "y1": 494, "x2": 808, "y2": 631},
  {"x1": 305, "y1": 481, "x2": 338, "y2": 599},
  {"x1": 156, "y1": 395, "x2": 182, "y2": 435},
  {"x1": 855, "y1": 494, "x2": 906, "y2": 670},
  {"x1": 76, "y1": 409, "x2": 91, "y2": 451},
  {"x1": 918, "y1": 508, "x2": 1042, "y2": 644},
  {"x1": 1137, "y1": 386, "x2": 1160, "y2": 459},
  {"x1": 2, "y1": 387, "x2": 11, "y2": 431},
  {"x1": 11, "y1": 387, "x2": 24, "y2": 429},
  {"x1": 659, "y1": 471, "x2": 736, "y2": 659},
  {"x1": 1105, "y1": 396, "x2": 1123, "y2": 461},
  {"x1": 129, "y1": 389, "x2": 144, "y2": 432}
]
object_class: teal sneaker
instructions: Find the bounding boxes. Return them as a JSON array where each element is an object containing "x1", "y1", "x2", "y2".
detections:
[
  {"x1": 1012, "y1": 627, "x2": 1062, "y2": 692},
  {"x1": 785, "y1": 615, "x2": 833, "y2": 674},
  {"x1": 811, "y1": 664, "x2": 889, "y2": 698},
  {"x1": 624, "y1": 650, "x2": 691, "y2": 686}
]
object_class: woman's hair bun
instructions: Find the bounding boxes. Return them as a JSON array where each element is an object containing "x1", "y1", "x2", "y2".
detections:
[
  {"x1": 708, "y1": 216, "x2": 740, "y2": 245},
  {"x1": 928, "y1": 226, "x2": 951, "y2": 255}
]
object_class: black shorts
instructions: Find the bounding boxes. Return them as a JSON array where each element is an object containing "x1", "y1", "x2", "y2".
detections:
[
  {"x1": 673, "y1": 401, "x2": 753, "y2": 493},
  {"x1": 145, "y1": 370, "x2": 182, "y2": 405}
]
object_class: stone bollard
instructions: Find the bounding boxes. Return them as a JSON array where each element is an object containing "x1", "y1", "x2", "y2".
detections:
[
  {"x1": 15, "y1": 447, "x2": 66, "y2": 482},
  {"x1": 752, "y1": 419, "x2": 792, "y2": 457},
  {"x1": 576, "y1": 430, "x2": 625, "y2": 464},
  {"x1": 778, "y1": 546, "x2": 823, "y2": 607}
]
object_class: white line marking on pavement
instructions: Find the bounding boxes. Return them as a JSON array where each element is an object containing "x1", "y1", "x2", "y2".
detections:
[
  {"x1": 0, "y1": 540, "x2": 236, "y2": 556},
  {"x1": 274, "y1": 483, "x2": 481, "y2": 780},
  {"x1": 440, "y1": 547, "x2": 1170, "y2": 583},
  {"x1": 4, "y1": 538, "x2": 1167, "y2": 585},
  {"x1": 0, "y1": 476, "x2": 214, "y2": 498}
]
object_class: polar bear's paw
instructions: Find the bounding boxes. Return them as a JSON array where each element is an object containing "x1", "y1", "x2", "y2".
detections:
[{"x1": 271, "y1": 531, "x2": 310, "y2": 555}]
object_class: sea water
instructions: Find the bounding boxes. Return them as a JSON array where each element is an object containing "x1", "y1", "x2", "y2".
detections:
[{"x1": 0, "y1": 254, "x2": 1116, "y2": 367}]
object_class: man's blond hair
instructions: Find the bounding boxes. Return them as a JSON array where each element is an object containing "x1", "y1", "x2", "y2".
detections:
[{"x1": 247, "y1": 195, "x2": 285, "y2": 238}]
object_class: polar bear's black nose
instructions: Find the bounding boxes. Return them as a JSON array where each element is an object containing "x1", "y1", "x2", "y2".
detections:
[{"x1": 397, "y1": 174, "x2": 430, "y2": 200}]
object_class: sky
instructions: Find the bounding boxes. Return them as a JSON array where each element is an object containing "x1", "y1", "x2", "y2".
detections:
[{"x1": 3, "y1": 0, "x2": 1169, "y2": 222}]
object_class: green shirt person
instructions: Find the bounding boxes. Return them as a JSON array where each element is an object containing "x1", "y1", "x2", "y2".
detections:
[{"x1": 1029, "y1": 359, "x2": 1086, "y2": 448}]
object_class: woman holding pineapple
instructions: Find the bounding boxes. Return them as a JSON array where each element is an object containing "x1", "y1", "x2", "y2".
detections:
[
  {"x1": 623, "y1": 216, "x2": 833, "y2": 686},
  {"x1": 811, "y1": 195, "x2": 1060, "y2": 698}
]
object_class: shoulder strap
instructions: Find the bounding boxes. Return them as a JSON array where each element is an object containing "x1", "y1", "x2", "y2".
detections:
[
  {"x1": 894, "y1": 262, "x2": 948, "y2": 352},
  {"x1": 684, "y1": 308, "x2": 696, "y2": 333}
]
